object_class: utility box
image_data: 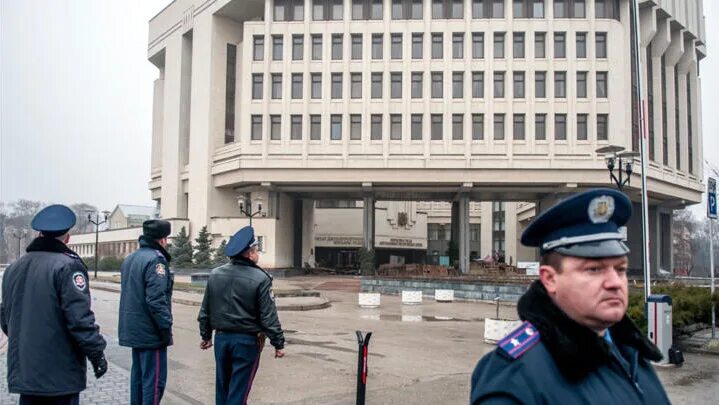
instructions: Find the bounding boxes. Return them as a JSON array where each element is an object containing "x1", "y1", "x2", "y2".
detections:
[{"x1": 647, "y1": 295, "x2": 673, "y2": 364}]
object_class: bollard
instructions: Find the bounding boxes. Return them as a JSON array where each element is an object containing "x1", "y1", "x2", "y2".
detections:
[{"x1": 355, "y1": 330, "x2": 373, "y2": 405}]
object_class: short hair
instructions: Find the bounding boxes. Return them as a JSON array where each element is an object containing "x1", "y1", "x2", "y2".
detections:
[{"x1": 540, "y1": 251, "x2": 564, "y2": 273}]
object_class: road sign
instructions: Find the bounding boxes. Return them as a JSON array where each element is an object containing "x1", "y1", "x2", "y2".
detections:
[{"x1": 709, "y1": 178, "x2": 717, "y2": 219}]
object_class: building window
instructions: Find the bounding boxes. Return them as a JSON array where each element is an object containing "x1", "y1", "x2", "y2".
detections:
[
  {"x1": 493, "y1": 32, "x2": 505, "y2": 58},
  {"x1": 554, "y1": 0, "x2": 587, "y2": 18},
  {"x1": 554, "y1": 71, "x2": 566, "y2": 98},
  {"x1": 251, "y1": 115, "x2": 262, "y2": 140},
  {"x1": 411, "y1": 114, "x2": 423, "y2": 140},
  {"x1": 453, "y1": 32, "x2": 464, "y2": 59},
  {"x1": 513, "y1": 32, "x2": 525, "y2": 58},
  {"x1": 555, "y1": 114, "x2": 567, "y2": 140},
  {"x1": 576, "y1": 71, "x2": 587, "y2": 98},
  {"x1": 596, "y1": 32, "x2": 607, "y2": 58},
  {"x1": 291, "y1": 73, "x2": 303, "y2": 99},
  {"x1": 411, "y1": 0, "x2": 423, "y2": 18},
  {"x1": 472, "y1": 32, "x2": 485, "y2": 58},
  {"x1": 351, "y1": 34, "x2": 362, "y2": 60},
  {"x1": 353, "y1": 0, "x2": 384, "y2": 20},
  {"x1": 573, "y1": 0, "x2": 586, "y2": 17},
  {"x1": 371, "y1": 72, "x2": 383, "y2": 98},
  {"x1": 513, "y1": 114, "x2": 525, "y2": 140},
  {"x1": 225, "y1": 44, "x2": 237, "y2": 144},
  {"x1": 576, "y1": 32, "x2": 587, "y2": 58},
  {"x1": 372, "y1": 33, "x2": 383, "y2": 59},
  {"x1": 412, "y1": 33, "x2": 423, "y2": 59},
  {"x1": 597, "y1": 114, "x2": 608, "y2": 141},
  {"x1": 392, "y1": 0, "x2": 404, "y2": 19},
  {"x1": 453, "y1": 71, "x2": 464, "y2": 98},
  {"x1": 311, "y1": 73, "x2": 322, "y2": 99},
  {"x1": 272, "y1": 35, "x2": 283, "y2": 60},
  {"x1": 351, "y1": 72, "x2": 362, "y2": 98},
  {"x1": 432, "y1": 0, "x2": 462, "y2": 19},
  {"x1": 432, "y1": 33, "x2": 444, "y2": 59},
  {"x1": 271, "y1": 73, "x2": 282, "y2": 99},
  {"x1": 534, "y1": 32, "x2": 546, "y2": 58},
  {"x1": 253, "y1": 35, "x2": 264, "y2": 61},
  {"x1": 350, "y1": 114, "x2": 362, "y2": 140},
  {"x1": 513, "y1": 0, "x2": 545, "y2": 17},
  {"x1": 330, "y1": 114, "x2": 342, "y2": 140},
  {"x1": 553, "y1": 0, "x2": 567, "y2": 17},
  {"x1": 493, "y1": 71, "x2": 504, "y2": 98},
  {"x1": 596, "y1": 72, "x2": 608, "y2": 98},
  {"x1": 431, "y1": 114, "x2": 443, "y2": 140},
  {"x1": 274, "y1": 0, "x2": 304, "y2": 21},
  {"x1": 313, "y1": 0, "x2": 344, "y2": 20},
  {"x1": 472, "y1": 71, "x2": 484, "y2": 98},
  {"x1": 252, "y1": 73, "x2": 263, "y2": 100},
  {"x1": 291, "y1": 115, "x2": 302, "y2": 140},
  {"x1": 411, "y1": 72, "x2": 423, "y2": 98},
  {"x1": 331, "y1": 34, "x2": 343, "y2": 60},
  {"x1": 554, "y1": 32, "x2": 566, "y2": 58},
  {"x1": 577, "y1": 113, "x2": 588, "y2": 140},
  {"x1": 310, "y1": 115, "x2": 321, "y2": 140},
  {"x1": 270, "y1": 115, "x2": 281, "y2": 140},
  {"x1": 452, "y1": 114, "x2": 464, "y2": 140},
  {"x1": 391, "y1": 33, "x2": 403, "y2": 59},
  {"x1": 431, "y1": 72, "x2": 443, "y2": 98},
  {"x1": 292, "y1": 34, "x2": 304, "y2": 60},
  {"x1": 311, "y1": 34, "x2": 322, "y2": 60},
  {"x1": 535, "y1": 71, "x2": 546, "y2": 98},
  {"x1": 390, "y1": 114, "x2": 402, "y2": 140},
  {"x1": 513, "y1": 71, "x2": 525, "y2": 98},
  {"x1": 535, "y1": 113, "x2": 546, "y2": 140},
  {"x1": 494, "y1": 114, "x2": 505, "y2": 140},
  {"x1": 331, "y1": 72, "x2": 342, "y2": 99},
  {"x1": 391, "y1": 72, "x2": 402, "y2": 98},
  {"x1": 472, "y1": 113, "x2": 484, "y2": 140},
  {"x1": 371, "y1": 114, "x2": 382, "y2": 140},
  {"x1": 492, "y1": 0, "x2": 505, "y2": 18},
  {"x1": 595, "y1": 0, "x2": 620, "y2": 20}
]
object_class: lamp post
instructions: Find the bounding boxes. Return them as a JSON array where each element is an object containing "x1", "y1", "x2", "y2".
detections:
[
  {"x1": 596, "y1": 146, "x2": 640, "y2": 191},
  {"x1": 11, "y1": 229, "x2": 28, "y2": 261},
  {"x1": 238, "y1": 196, "x2": 264, "y2": 226},
  {"x1": 87, "y1": 210, "x2": 110, "y2": 280}
]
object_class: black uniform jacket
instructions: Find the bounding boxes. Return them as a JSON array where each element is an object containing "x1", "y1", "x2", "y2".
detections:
[
  {"x1": 471, "y1": 281, "x2": 670, "y2": 405},
  {"x1": 118, "y1": 236, "x2": 174, "y2": 349},
  {"x1": 198, "y1": 257, "x2": 285, "y2": 349},
  {"x1": 1, "y1": 237, "x2": 106, "y2": 396}
]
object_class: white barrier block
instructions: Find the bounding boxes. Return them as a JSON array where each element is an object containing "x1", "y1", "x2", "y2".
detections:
[
  {"x1": 401, "y1": 290, "x2": 423, "y2": 305},
  {"x1": 483, "y1": 318, "x2": 523, "y2": 344},
  {"x1": 435, "y1": 289, "x2": 454, "y2": 302},
  {"x1": 358, "y1": 292, "x2": 381, "y2": 308}
]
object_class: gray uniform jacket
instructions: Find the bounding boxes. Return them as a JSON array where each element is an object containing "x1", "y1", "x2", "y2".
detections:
[
  {"x1": 198, "y1": 256, "x2": 285, "y2": 349},
  {"x1": 1, "y1": 237, "x2": 106, "y2": 396}
]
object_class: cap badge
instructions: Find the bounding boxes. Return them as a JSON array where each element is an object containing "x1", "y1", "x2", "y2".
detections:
[{"x1": 588, "y1": 195, "x2": 615, "y2": 224}]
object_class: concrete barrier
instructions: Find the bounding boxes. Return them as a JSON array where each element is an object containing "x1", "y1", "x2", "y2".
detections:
[
  {"x1": 483, "y1": 318, "x2": 523, "y2": 344},
  {"x1": 358, "y1": 292, "x2": 381, "y2": 308},
  {"x1": 401, "y1": 290, "x2": 422, "y2": 305},
  {"x1": 435, "y1": 289, "x2": 454, "y2": 302}
]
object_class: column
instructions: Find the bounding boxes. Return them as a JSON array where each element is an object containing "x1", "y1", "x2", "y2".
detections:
[
  {"x1": 457, "y1": 195, "x2": 470, "y2": 274},
  {"x1": 363, "y1": 195, "x2": 375, "y2": 250}
]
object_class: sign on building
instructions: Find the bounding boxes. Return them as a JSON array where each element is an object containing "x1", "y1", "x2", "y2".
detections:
[{"x1": 709, "y1": 177, "x2": 718, "y2": 219}]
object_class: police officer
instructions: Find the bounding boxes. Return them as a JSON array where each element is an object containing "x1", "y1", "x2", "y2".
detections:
[
  {"x1": 1, "y1": 205, "x2": 107, "y2": 405},
  {"x1": 197, "y1": 226, "x2": 285, "y2": 405},
  {"x1": 118, "y1": 219, "x2": 174, "y2": 405},
  {"x1": 470, "y1": 189, "x2": 670, "y2": 404}
]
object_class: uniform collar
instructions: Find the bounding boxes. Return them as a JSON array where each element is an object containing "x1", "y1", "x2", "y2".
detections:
[
  {"x1": 138, "y1": 235, "x2": 172, "y2": 262},
  {"x1": 517, "y1": 280, "x2": 662, "y2": 381},
  {"x1": 25, "y1": 236, "x2": 87, "y2": 268}
]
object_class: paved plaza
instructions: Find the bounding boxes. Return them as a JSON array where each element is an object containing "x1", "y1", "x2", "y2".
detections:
[{"x1": 1, "y1": 276, "x2": 719, "y2": 404}]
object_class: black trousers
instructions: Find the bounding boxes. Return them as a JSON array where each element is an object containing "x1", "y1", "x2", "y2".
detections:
[{"x1": 19, "y1": 393, "x2": 79, "y2": 405}]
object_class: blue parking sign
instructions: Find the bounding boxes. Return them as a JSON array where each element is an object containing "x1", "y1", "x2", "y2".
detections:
[{"x1": 709, "y1": 178, "x2": 718, "y2": 219}]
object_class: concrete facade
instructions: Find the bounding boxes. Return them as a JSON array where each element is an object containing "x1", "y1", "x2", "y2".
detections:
[{"x1": 146, "y1": 0, "x2": 706, "y2": 271}]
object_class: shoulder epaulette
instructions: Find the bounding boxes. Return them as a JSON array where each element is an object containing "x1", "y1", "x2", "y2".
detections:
[
  {"x1": 154, "y1": 250, "x2": 164, "y2": 258},
  {"x1": 498, "y1": 321, "x2": 540, "y2": 360},
  {"x1": 63, "y1": 252, "x2": 80, "y2": 260}
]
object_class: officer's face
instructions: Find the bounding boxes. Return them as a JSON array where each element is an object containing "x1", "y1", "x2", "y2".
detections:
[{"x1": 540, "y1": 255, "x2": 629, "y2": 333}]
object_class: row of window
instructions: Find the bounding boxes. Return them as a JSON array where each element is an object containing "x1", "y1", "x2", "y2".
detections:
[
  {"x1": 273, "y1": 0, "x2": 621, "y2": 22},
  {"x1": 248, "y1": 112, "x2": 610, "y2": 142},
  {"x1": 251, "y1": 70, "x2": 609, "y2": 100},
  {"x1": 253, "y1": 31, "x2": 608, "y2": 61}
]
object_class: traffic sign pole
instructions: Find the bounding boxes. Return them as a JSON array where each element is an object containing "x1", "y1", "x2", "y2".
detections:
[{"x1": 708, "y1": 177, "x2": 717, "y2": 338}]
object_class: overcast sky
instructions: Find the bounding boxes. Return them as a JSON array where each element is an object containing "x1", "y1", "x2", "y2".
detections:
[{"x1": 1, "y1": 1, "x2": 718, "y2": 212}]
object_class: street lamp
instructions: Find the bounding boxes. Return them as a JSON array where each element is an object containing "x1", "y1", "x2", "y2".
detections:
[
  {"x1": 238, "y1": 196, "x2": 264, "y2": 226},
  {"x1": 11, "y1": 229, "x2": 28, "y2": 261},
  {"x1": 596, "y1": 146, "x2": 640, "y2": 191},
  {"x1": 87, "y1": 210, "x2": 110, "y2": 280}
]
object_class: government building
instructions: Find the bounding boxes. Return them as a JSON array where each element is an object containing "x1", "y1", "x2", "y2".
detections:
[{"x1": 126, "y1": 0, "x2": 707, "y2": 273}]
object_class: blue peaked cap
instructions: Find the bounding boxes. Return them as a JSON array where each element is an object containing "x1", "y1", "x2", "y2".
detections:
[
  {"x1": 521, "y1": 188, "x2": 632, "y2": 258},
  {"x1": 31, "y1": 204, "x2": 76, "y2": 236},
  {"x1": 224, "y1": 226, "x2": 258, "y2": 257}
]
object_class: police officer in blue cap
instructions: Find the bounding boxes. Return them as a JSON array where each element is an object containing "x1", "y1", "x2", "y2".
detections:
[
  {"x1": 1, "y1": 205, "x2": 107, "y2": 405},
  {"x1": 197, "y1": 226, "x2": 285, "y2": 405},
  {"x1": 118, "y1": 219, "x2": 174, "y2": 405},
  {"x1": 470, "y1": 188, "x2": 670, "y2": 404}
]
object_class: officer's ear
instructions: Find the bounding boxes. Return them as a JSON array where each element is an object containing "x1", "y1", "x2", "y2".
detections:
[{"x1": 539, "y1": 264, "x2": 559, "y2": 296}]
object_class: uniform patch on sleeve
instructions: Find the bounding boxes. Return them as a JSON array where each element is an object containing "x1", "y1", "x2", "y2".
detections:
[
  {"x1": 155, "y1": 263, "x2": 166, "y2": 277},
  {"x1": 498, "y1": 321, "x2": 540, "y2": 359},
  {"x1": 72, "y1": 272, "x2": 87, "y2": 291}
]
